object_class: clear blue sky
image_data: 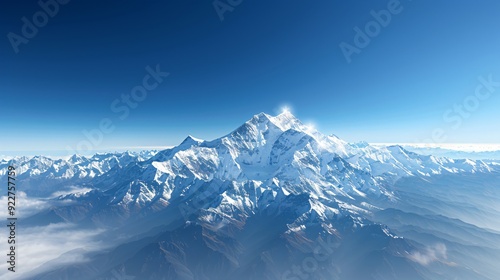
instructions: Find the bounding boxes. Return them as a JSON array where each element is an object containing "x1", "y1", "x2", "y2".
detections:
[{"x1": 1, "y1": 0, "x2": 500, "y2": 154}]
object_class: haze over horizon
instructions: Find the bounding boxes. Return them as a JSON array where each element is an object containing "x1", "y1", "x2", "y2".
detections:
[{"x1": 1, "y1": 110, "x2": 500, "y2": 158}]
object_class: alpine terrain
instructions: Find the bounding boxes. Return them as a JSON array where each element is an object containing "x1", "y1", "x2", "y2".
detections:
[{"x1": 1, "y1": 111, "x2": 499, "y2": 280}]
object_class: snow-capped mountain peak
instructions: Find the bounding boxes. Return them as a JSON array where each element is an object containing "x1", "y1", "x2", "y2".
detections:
[
  {"x1": 180, "y1": 135, "x2": 204, "y2": 146},
  {"x1": 7, "y1": 112, "x2": 500, "y2": 280}
]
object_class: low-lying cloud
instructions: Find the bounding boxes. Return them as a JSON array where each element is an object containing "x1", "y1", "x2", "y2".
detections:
[
  {"x1": 0, "y1": 191, "x2": 49, "y2": 219},
  {"x1": 0, "y1": 223, "x2": 106, "y2": 279},
  {"x1": 50, "y1": 186, "x2": 93, "y2": 198},
  {"x1": 0, "y1": 190, "x2": 106, "y2": 279},
  {"x1": 409, "y1": 243, "x2": 447, "y2": 266}
]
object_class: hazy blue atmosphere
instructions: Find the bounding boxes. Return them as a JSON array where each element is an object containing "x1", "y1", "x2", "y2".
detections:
[{"x1": 1, "y1": 0, "x2": 500, "y2": 154}]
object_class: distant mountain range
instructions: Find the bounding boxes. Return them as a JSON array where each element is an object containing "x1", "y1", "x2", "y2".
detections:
[
  {"x1": 394, "y1": 145, "x2": 500, "y2": 160},
  {"x1": 2, "y1": 112, "x2": 499, "y2": 280}
]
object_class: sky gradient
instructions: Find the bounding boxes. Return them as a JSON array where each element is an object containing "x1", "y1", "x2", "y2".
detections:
[{"x1": 1, "y1": 0, "x2": 500, "y2": 154}]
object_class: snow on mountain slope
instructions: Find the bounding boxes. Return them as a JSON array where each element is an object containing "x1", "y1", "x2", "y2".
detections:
[
  {"x1": 19, "y1": 111, "x2": 494, "y2": 229},
  {"x1": 0, "y1": 151, "x2": 158, "y2": 196},
  {"x1": 13, "y1": 112, "x2": 500, "y2": 280}
]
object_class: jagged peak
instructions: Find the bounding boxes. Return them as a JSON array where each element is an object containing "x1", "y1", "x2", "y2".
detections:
[
  {"x1": 69, "y1": 154, "x2": 86, "y2": 163},
  {"x1": 180, "y1": 135, "x2": 204, "y2": 145},
  {"x1": 270, "y1": 110, "x2": 301, "y2": 127},
  {"x1": 248, "y1": 112, "x2": 273, "y2": 123},
  {"x1": 244, "y1": 111, "x2": 304, "y2": 133},
  {"x1": 276, "y1": 108, "x2": 295, "y2": 118}
]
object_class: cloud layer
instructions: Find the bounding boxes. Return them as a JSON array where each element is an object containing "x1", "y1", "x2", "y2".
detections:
[{"x1": 409, "y1": 243, "x2": 447, "y2": 266}]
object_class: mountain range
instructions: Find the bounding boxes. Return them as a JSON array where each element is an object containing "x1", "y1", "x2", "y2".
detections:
[{"x1": 1, "y1": 112, "x2": 499, "y2": 280}]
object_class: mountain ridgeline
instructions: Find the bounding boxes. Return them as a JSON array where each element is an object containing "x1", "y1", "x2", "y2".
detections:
[{"x1": 2, "y1": 112, "x2": 499, "y2": 280}]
